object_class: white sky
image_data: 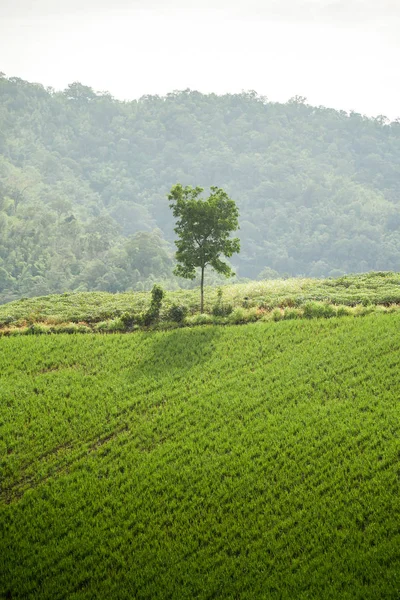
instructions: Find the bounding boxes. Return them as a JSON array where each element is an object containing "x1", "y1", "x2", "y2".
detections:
[{"x1": 0, "y1": 0, "x2": 399, "y2": 118}]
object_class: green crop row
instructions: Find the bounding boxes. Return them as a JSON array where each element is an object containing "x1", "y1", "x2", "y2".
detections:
[{"x1": 1, "y1": 314, "x2": 400, "y2": 598}]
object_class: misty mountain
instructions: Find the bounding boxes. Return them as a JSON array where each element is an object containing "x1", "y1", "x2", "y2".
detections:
[{"x1": 1, "y1": 74, "x2": 400, "y2": 302}]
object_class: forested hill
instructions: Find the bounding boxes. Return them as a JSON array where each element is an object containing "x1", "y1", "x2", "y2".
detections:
[{"x1": 1, "y1": 74, "x2": 400, "y2": 303}]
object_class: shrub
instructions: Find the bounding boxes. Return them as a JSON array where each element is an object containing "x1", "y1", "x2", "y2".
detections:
[
  {"x1": 105, "y1": 318, "x2": 127, "y2": 332},
  {"x1": 212, "y1": 303, "x2": 233, "y2": 317},
  {"x1": 98, "y1": 310, "x2": 114, "y2": 321},
  {"x1": 228, "y1": 307, "x2": 259, "y2": 324},
  {"x1": 44, "y1": 316, "x2": 64, "y2": 326},
  {"x1": 95, "y1": 321, "x2": 110, "y2": 332},
  {"x1": 120, "y1": 312, "x2": 137, "y2": 329},
  {"x1": 51, "y1": 324, "x2": 82, "y2": 334},
  {"x1": 7, "y1": 328, "x2": 22, "y2": 337},
  {"x1": 283, "y1": 308, "x2": 301, "y2": 320},
  {"x1": 143, "y1": 284, "x2": 165, "y2": 325},
  {"x1": 26, "y1": 324, "x2": 50, "y2": 335},
  {"x1": 185, "y1": 313, "x2": 214, "y2": 326},
  {"x1": 246, "y1": 308, "x2": 259, "y2": 322},
  {"x1": 212, "y1": 288, "x2": 233, "y2": 316},
  {"x1": 336, "y1": 305, "x2": 352, "y2": 317},
  {"x1": 386, "y1": 304, "x2": 399, "y2": 314},
  {"x1": 353, "y1": 304, "x2": 375, "y2": 317},
  {"x1": 167, "y1": 304, "x2": 188, "y2": 323},
  {"x1": 280, "y1": 297, "x2": 296, "y2": 308},
  {"x1": 322, "y1": 303, "x2": 336, "y2": 318},
  {"x1": 229, "y1": 307, "x2": 247, "y2": 324},
  {"x1": 271, "y1": 308, "x2": 283, "y2": 322},
  {"x1": 303, "y1": 302, "x2": 336, "y2": 319},
  {"x1": 374, "y1": 305, "x2": 388, "y2": 315}
]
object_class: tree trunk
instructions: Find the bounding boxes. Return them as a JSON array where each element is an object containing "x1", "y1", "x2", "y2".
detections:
[{"x1": 200, "y1": 265, "x2": 205, "y2": 313}]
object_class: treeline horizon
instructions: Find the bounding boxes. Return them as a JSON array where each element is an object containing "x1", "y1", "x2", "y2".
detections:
[{"x1": 1, "y1": 73, "x2": 400, "y2": 304}]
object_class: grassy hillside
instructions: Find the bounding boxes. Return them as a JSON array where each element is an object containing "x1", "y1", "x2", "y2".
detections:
[
  {"x1": 1, "y1": 314, "x2": 400, "y2": 598},
  {"x1": 1, "y1": 271, "x2": 400, "y2": 334}
]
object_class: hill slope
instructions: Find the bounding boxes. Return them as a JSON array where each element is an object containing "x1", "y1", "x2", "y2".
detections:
[
  {"x1": 1, "y1": 315, "x2": 400, "y2": 598},
  {"x1": 1, "y1": 271, "x2": 400, "y2": 334},
  {"x1": 1, "y1": 75, "x2": 400, "y2": 302}
]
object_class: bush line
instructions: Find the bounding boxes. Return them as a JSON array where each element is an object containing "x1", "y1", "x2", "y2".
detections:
[{"x1": 0, "y1": 301, "x2": 399, "y2": 336}]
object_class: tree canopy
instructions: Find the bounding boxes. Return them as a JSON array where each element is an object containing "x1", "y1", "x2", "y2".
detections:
[
  {"x1": 1, "y1": 74, "x2": 400, "y2": 302},
  {"x1": 168, "y1": 184, "x2": 240, "y2": 311}
]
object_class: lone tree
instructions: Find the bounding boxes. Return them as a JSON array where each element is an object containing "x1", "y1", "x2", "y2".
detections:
[{"x1": 168, "y1": 184, "x2": 240, "y2": 313}]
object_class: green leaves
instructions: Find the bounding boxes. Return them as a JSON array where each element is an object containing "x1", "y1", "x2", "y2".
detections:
[
  {"x1": 169, "y1": 183, "x2": 240, "y2": 310},
  {"x1": 168, "y1": 184, "x2": 240, "y2": 275}
]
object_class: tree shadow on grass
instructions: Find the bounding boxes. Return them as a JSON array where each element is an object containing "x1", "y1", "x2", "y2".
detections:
[{"x1": 130, "y1": 325, "x2": 223, "y2": 383}]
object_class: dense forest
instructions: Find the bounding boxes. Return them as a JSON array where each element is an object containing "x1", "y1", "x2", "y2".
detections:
[{"x1": 1, "y1": 73, "x2": 400, "y2": 303}]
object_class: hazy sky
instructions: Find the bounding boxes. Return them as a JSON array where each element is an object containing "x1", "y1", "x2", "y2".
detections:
[{"x1": 1, "y1": 0, "x2": 399, "y2": 118}]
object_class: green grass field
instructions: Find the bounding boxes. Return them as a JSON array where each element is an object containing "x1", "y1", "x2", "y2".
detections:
[{"x1": 1, "y1": 314, "x2": 400, "y2": 598}]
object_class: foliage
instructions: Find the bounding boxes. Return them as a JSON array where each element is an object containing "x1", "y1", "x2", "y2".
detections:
[
  {"x1": 303, "y1": 301, "x2": 337, "y2": 319},
  {"x1": 1, "y1": 315, "x2": 400, "y2": 598},
  {"x1": 212, "y1": 287, "x2": 233, "y2": 316},
  {"x1": 1, "y1": 272, "x2": 400, "y2": 334},
  {"x1": 168, "y1": 183, "x2": 240, "y2": 311},
  {"x1": 143, "y1": 284, "x2": 165, "y2": 326},
  {"x1": 120, "y1": 312, "x2": 137, "y2": 329},
  {"x1": 167, "y1": 303, "x2": 188, "y2": 323},
  {"x1": 1, "y1": 75, "x2": 400, "y2": 302}
]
